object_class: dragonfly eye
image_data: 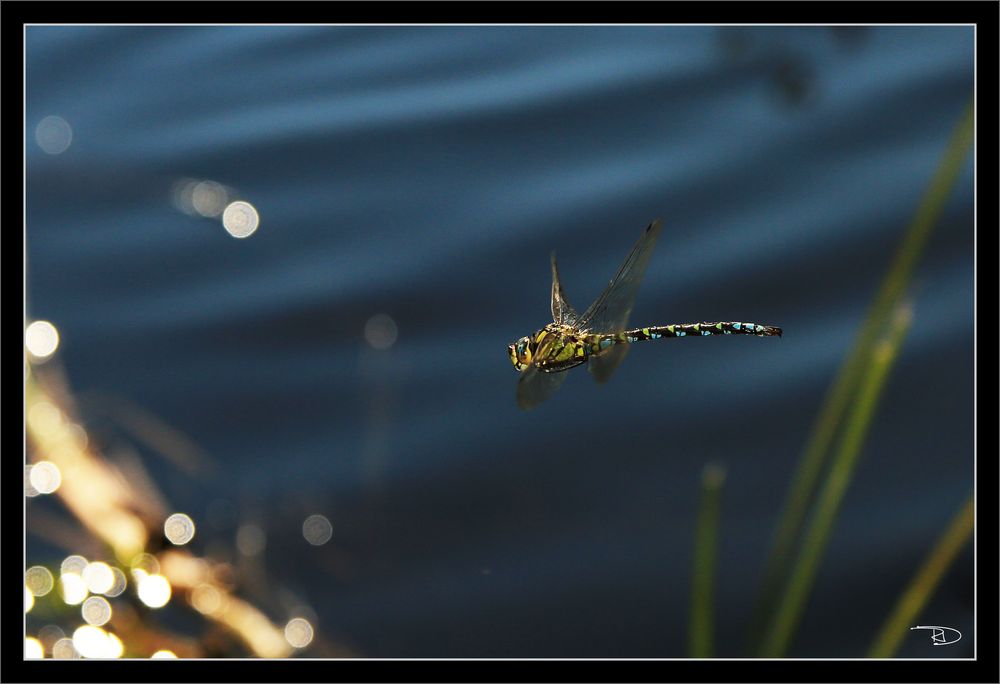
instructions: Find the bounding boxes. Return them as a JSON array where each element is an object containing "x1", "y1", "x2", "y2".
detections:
[{"x1": 507, "y1": 336, "x2": 534, "y2": 371}]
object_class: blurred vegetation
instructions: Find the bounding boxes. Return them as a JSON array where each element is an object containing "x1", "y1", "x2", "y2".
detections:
[
  {"x1": 868, "y1": 494, "x2": 974, "y2": 658},
  {"x1": 24, "y1": 361, "x2": 353, "y2": 659},
  {"x1": 690, "y1": 99, "x2": 973, "y2": 658},
  {"x1": 689, "y1": 464, "x2": 725, "y2": 658}
]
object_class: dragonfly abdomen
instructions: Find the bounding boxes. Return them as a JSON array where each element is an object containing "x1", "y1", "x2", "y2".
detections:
[{"x1": 615, "y1": 321, "x2": 782, "y2": 343}]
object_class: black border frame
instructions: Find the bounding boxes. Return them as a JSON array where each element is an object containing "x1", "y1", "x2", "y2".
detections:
[{"x1": 7, "y1": 2, "x2": 996, "y2": 682}]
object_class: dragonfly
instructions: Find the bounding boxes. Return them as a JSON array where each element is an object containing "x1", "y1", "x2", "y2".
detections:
[{"x1": 507, "y1": 219, "x2": 782, "y2": 409}]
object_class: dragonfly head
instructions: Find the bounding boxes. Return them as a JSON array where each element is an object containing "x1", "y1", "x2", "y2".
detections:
[{"x1": 507, "y1": 334, "x2": 536, "y2": 372}]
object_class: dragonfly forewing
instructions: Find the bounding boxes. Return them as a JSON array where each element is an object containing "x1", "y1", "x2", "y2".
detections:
[
  {"x1": 550, "y1": 252, "x2": 578, "y2": 326},
  {"x1": 576, "y1": 219, "x2": 662, "y2": 334},
  {"x1": 576, "y1": 219, "x2": 662, "y2": 383}
]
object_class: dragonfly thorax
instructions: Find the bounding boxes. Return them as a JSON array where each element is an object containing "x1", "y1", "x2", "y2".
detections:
[{"x1": 508, "y1": 323, "x2": 593, "y2": 373}]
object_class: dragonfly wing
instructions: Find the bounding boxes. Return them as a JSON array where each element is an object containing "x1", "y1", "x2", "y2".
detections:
[
  {"x1": 587, "y1": 343, "x2": 630, "y2": 384},
  {"x1": 550, "y1": 251, "x2": 579, "y2": 326},
  {"x1": 516, "y1": 364, "x2": 569, "y2": 410},
  {"x1": 576, "y1": 219, "x2": 662, "y2": 334}
]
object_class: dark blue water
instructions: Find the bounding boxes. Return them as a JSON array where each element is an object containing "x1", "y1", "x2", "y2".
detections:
[{"x1": 26, "y1": 26, "x2": 974, "y2": 658}]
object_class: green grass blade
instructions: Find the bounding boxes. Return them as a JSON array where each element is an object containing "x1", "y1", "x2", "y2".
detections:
[
  {"x1": 689, "y1": 463, "x2": 726, "y2": 658},
  {"x1": 759, "y1": 303, "x2": 914, "y2": 657},
  {"x1": 868, "y1": 494, "x2": 974, "y2": 658},
  {"x1": 748, "y1": 100, "x2": 974, "y2": 652}
]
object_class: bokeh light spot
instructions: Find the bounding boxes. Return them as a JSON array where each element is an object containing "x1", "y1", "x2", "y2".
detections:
[
  {"x1": 191, "y1": 180, "x2": 228, "y2": 217},
  {"x1": 72, "y1": 625, "x2": 112, "y2": 658},
  {"x1": 25, "y1": 585, "x2": 34, "y2": 612},
  {"x1": 236, "y1": 524, "x2": 266, "y2": 556},
  {"x1": 130, "y1": 552, "x2": 160, "y2": 575},
  {"x1": 61, "y1": 555, "x2": 89, "y2": 576},
  {"x1": 151, "y1": 649, "x2": 178, "y2": 658},
  {"x1": 25, "y1": 637, "x2": 44, "y2": 659},
  {"x1": 60, "y1": 573, "x2": 89, "y2": 605},
  {"x1": 302, "y1": 514, "x2": 333, "y2": 546},
  {"x1": 25, "y1": 466, "x2": 40, "y2": 497},
  {"x1": 26, "y1": 566, "x2": 55, "y2": 596},
  {"x1": 222, "y1": 200, "x2": 260, "y2": 238},
  {"x1": 51, "y1": 637, "x2": 80, "y2": 659},
  {"x1": 25, "y1": 320, "x2": 60, "y2": 359},
  {"x1": 364, "y1": 314, "x2": 398, "y2": 350},
  {"x1": 137, "y1": 573, "x2": 171, "y2": 608},
  {"x1": 284, "y1": 617, "x2": 315, "y2": 649},
  {"x1": 164, "y1": 512, "x2": 196, "y2": 545},
  {"x1": 35, "y1": 116, "x2": 73, "y2": 155},
  {"x1": 106, "y1": 632, "x2": 124, "y2": 658},
  {"x1": 82, "y1": 562, "x2": 115, "y2": 594},
  {"x1": 105, "y1": 566, "x2": 128, "y2": 597},
  {"x1": 29, "y1": 461, "x2": 62, "y2": 494},
  {"x1": 190, "y1": 583, "x2": 223, "y2": 615},
  {"x1": 66, "y1": 422, "x2": 89, "y2": 449},
  {"x1": 81, "y1": 596, "x2": 112, "y2": 626},
  {"x1": 38, "y1": 625, "x2": 66, "y2": 652},
  {"x1": 28, "y1": 401, "x2": 63, "y2": 436},
  {"x1": 171, "y1": 178, "x2": 199, "y2": 215}
]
